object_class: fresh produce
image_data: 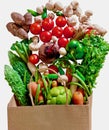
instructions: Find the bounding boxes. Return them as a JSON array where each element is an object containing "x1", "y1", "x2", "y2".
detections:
[
  {"x1": 56, "y1": 16, "x2": 67, "y2": 27},
  {"x1": 10, "y1": 39, "x2": 32, "y2": 63},
  {"x1": 66, "y1": 40, "x2": 84, "y2": 59},
  {"x1": 42, "y1": 18, "x2": 54, "y2": 31},
  {"x1": 58, "y1": 37, "x2": 69, "y2": 48},
  {"x1": 8, "y1": 51, "x2": 32, "y2": 85},
  {"x1": 30, "y1": 22, "x2": 42, "y2": 35},
  {"x1": 78, "y1": 35, "x2": 109, "y2": 89},
  {"x1": 47, "y1": 86, "x2": 72, "y2": 104},
  {"x1": 52, "y1": 26, "x2": 63, "y2": 38},
  {"x1": 6, "y1": 12, "x2": 32, "y2": 39},
  {"x1": 72, "y1": 91, "x2": 84, "y2": 105},
  {"x1": 29, "y1": 54, "x2": 39, "y2": 64},
  {"x1": 40, "y1": 31, "x2": 52, "y2": 42},
  {"x1": 28, "y1": 81, "x2": 38, "y2": 97},
  {"x1": 5, "y1": 0, "x2": 109, "y2": 106},
  {"x1": 4, "y1": 65, "x2": 30, "y2": 106},
  {"x1": 63, "y1": 26, "x2": 75, "y2": 38}
]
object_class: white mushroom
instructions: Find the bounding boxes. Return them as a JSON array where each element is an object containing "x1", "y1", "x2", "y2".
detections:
[
  {"x1": 59, "y1": 47, "x2": 67, "y2": 55},
  {"x1": 85, "y1": 10, "x2": 93, "y2": 18},
  {"x1": 38, "y1": 62, "x2": 48, "y2": 73},
  {"x1": 73, "y1": 7, "x2": 82, "y2": 17},
  {"x1": 67, "y1": 15, "x2": 78, "y2": 26},
  {"x1": 48, "y1": 13, "x2": 55, "y2": 20},
  {"x1": 58, "y1": 75, "x2": 68, "y2": 85},
  {"x1": 79, "y1": 15, "x2": 88, "y2": 23},
  {"x1": 29, "y1": 36, "x2": 40, "y2": 51},
  {"x1": 34, "y1": 16, "x2": 42, "y2": 24},
  {"x1": 45, "y1": 0, "x2": 54, "y2": 11},
  {"x1": 63, "y1": 5, "x2": 73, "y2": 17},
  {"x1": 52, "y1": 36, "x2": 58, "y2": 43},
  {"x1": 36, "y1": 6, "x2": 43, "y2": 14},
  {"x1": 92, "y1": 24, "x2": 107, "y2": 36},
  {"x1": 53, "y1": 1, "x2": 64, "y2": 12},
  {"x1": 71, "y1": 0, "x2": 79, "y2": 10}
]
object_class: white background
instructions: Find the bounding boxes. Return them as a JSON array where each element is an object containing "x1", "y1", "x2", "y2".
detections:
[{"x1": 0, "y1": 0, "x2": 109, "y2": 130}]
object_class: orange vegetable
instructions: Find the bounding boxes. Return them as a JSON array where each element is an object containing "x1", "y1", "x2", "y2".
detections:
[{"x1": 72, "y1": 91, "x2": 84, "y2": 105}]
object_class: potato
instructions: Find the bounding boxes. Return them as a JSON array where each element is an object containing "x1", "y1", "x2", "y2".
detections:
[
  {"x1": 11, "y1": 12, "x2": 25, "y2": 25},
  {"x1": 6, "y1": 22, "x2": 19, "y2": 36},
  {"x1": 22, "y1": 24, "x2": 30, "y2": 32},
  {"x1": 16, "y1": 28, "x2": 28, "y2": 39},
  {"x1": 24, "y1": 13, "x2": 32, "y2": 25}
]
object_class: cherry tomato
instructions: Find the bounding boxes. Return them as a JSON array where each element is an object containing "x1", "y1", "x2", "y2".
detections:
[
  {"x1": 58, "y1": 37, "x2": 69, "y2": 48},
  {"x1": 40, "y1": 31, "x2": 52, "y2": 42},
  {"x1": 63, "y1": 26, "x2": 75, "y2": 38},
  {"x1": 52, "y1": 26, "x2": 63, "y2": 38},
  {"x1": 42, "y1": 18, "x2": 54, "y2": 31},
  {"x1": 48, "y1": 65, "x2": 58, "y2": 74},
  {"x1": 29, "y1": 54, "x2": 39, "y2": 64},
  {"x1": 56, "y1": 16, "x2": 67, "y2": 27},
  {"x1": 30, "y1": 22, "x2": 42, "y2": 35}
]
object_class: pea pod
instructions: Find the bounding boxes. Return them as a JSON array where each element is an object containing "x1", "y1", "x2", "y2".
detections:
[
  {"x1": 58, "y1": 66, "x2": 65, "y2": 75},
  {"x1": 76, "y1": 70, "x2": 85, "y2": 81},
  {"x1": 35, "y1": 84, "x2": 40, "y2": 105},
  {"x1": 45, "y1": 74, "x2": 58, "y2": 80}
]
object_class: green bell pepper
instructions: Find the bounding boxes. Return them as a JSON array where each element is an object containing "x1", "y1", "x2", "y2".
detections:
[
  {"x1": 66, "y1": 40, "x2": 84, "y2": 59},
  {"x1": 47, "y1": 86, "x2": 72, "y2": 105}
]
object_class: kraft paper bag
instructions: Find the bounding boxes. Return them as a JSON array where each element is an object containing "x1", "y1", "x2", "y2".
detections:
[{"x1": 7, "y1": 96, "x2": 92, "y2": 130}]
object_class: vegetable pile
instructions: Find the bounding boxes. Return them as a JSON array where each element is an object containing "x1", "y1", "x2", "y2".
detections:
[{"x1": 4, "y1": 0, "x2": 109, "y2": 106}]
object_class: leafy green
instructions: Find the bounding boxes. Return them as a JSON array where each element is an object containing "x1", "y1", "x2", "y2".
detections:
[
  {"x1": 11, "y1": 39, "x2": 32, "y2": 63},
  {"x1": 8, "y1": 51, "x2": 32, "y2": 85},
  {"x1": 78, "y1": 34, "x2": 109, "y2": 89}
]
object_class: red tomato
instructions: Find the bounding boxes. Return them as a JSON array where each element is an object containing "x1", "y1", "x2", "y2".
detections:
[
  {"x1": 63, "y1": 26, "x2": 75, "y2": 38},
  {"x1": 56, "y1": 16, "x2": 67, "y2": 27},
  {"x1": 28, "y1": 82, "x2": 38, "y2": 97},
  {"x1": 58, "y1": 37, "x2": 69, "y2": 48},
  {"x1": 48, "y1": 65, "x2": 58, "y2": 74},
  {"x1": 29, "y1": 54, "x2": 39, "y2": 64},
  {"x1": 40, "y1": 31, "x2": 52, "y2": 42},
  {"x1": 52, "y1": 26, "x2": 63, "y2": 38},
  {"x1": 42, "y1": 18, "x2": 54, "y2": 31},
  {"x1": 30, "y1": 22, "x2": 42, "y2": 35}
]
